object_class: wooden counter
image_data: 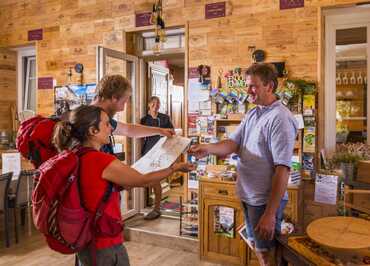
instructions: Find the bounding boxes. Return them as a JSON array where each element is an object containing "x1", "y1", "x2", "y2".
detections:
[
  {"x1": 199, "y1": 177, "x2": 249, "y2": 265},
  {"x1": 199, "y1": 177, "x2": 303, "y2": 265}
]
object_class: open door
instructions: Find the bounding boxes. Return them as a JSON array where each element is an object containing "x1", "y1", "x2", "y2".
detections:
[
  {"x1": 148, "y1": 63, "x2": 170, "y2": 114},
  {"x1": 97, "y1": 46, "x2": 141, "y2": 220}
]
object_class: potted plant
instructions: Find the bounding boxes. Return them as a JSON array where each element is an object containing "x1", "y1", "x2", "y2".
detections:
[{"x1": 330, "y1": 143, "x2": 370, "y2": 183}]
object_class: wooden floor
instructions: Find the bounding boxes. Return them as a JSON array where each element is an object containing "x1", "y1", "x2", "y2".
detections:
[{"x1": 0, "y1": 228, "x2": 227, "y2": 266}]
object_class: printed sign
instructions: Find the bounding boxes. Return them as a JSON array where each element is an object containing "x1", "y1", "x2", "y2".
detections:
[
  {"x1": 205, "y1": 2, "x2": 226, "y2": 19},
  {"x1": 188, "y1": 67, "x2": 199, "y2": 79},
  {"x1": 315, "y1": 174, "x2": 338, "y2": 205},
  {"x1": 38, "y1": 77, "x2": 54, "y2": 90},
  {"x1": 135, "y1": 12, "x2": 152, "y2": 27},
  {"x1": 28, "y1": 29, "x2": 43, "y2": 41},
  {"x1": 280, "y1": 0, "x2": 304, "y2": 10},
  {"x1": 2, "y1": 152, "x2": 21, "y2": 177}
]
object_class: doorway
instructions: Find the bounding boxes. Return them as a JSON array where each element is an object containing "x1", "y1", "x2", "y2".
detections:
[
  {"x1": 143, "y1": 56, "x2": 185, "y2": 217},
  {"x1": 324, "y1": 6, "x2": 370, "y2": 153},
  {"x1": 124, "y1": 27, "x2": 186, "y2": 218},
  {"x1": 97, "y1": 27, "x2": 186, "y2": 224}
]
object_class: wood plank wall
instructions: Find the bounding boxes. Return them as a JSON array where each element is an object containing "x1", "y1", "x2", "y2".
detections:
[
  {"x1": 0, "y1": 48, "x2": 17, "y2": 133},
  {"x1": 0, "y1": 0, "x2": 362, "y2": 116}
]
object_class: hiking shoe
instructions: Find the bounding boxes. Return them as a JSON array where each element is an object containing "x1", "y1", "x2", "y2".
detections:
[{"x1": 144, "y1": 209, "x2": 161, "y2": 220}]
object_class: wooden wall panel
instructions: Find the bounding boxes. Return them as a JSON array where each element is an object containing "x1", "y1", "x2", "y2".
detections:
[
  {"x1": 0, "y1": 0, "x2": 361, "y2": 115},
  {"x1": 0, "y1": 48, "x2": 17, "y2": 131}
]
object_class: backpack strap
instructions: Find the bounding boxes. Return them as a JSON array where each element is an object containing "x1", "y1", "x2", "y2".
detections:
[{"x1": 90, "y1": 176, "x2": 114, "y2": 266}]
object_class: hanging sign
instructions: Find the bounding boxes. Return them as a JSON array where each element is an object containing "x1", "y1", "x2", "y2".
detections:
[
  {"x1": 188, "y1": 67, "x2": 199, "y2": 79},
  {"x1": 28, "y1": 29, "x2": 43, "y2": 41},
  {"x1": 205, "y1": 2, "x2": 226, "y2": 19},
  {"x1": 135, "y1": 12, "x2": 152, "y2": 27},
  {"x1": 280, "y1": 0, "x2": 304, "y2": 10},
  {"x1": 38, "y1": 77, "x2": 54, "y2": 90}
]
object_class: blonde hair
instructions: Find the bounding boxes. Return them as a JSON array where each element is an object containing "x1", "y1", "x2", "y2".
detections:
[{"x1": 96, "y1": 75, "x2": 131, "y2": 100}]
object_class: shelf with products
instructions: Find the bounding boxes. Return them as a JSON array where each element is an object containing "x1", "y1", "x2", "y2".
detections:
[
  {"x1": 179, "y1": 196, "x2": 199, "y2": 238},
  {"x1": 335, "y1": 66, "x2": 367, "y2": 144},
  {"x1": 276, "y1": 78, "x2": 318, "y2": 181},
  {"x1": 339, "y1": 116, "x2": 366, "y2": 120}
]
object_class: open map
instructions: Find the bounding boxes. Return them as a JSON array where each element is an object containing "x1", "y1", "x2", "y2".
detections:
[{"x1": 132, "y1": 136, "x2": 191, "y2": 174}]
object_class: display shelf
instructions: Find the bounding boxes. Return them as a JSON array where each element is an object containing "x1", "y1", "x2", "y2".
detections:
[
  {"x1": 179, "y1": 196, "x2": 199, "y2": 238},
  {"x1": 339, "y1": 116, "x2": 366, "y2": 120}
]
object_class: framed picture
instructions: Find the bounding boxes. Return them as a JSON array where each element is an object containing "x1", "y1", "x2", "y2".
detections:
[
  {"x1": 54, "y1": 83, "x2": 96, "y2": 115},
  {"x1": 214, "y1": 206, "x2": 235, "y2": 238}
]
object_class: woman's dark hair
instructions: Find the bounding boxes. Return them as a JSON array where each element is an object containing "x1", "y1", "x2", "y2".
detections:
[{"x1": 53, "y1": 105, "x2": 105, "y2": 152}]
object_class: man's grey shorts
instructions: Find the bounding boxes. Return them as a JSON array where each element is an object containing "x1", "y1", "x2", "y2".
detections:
[
  {"x1": 78, "y1": 244, "x2": 130, "y2": 266},
  {"x1": 241, "y1": 199, "x2": 287, "y2": 252}
]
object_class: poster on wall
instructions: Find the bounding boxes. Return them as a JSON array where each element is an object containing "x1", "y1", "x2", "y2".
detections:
[
  {"x1": 303, "y1": 126, "x2": 316, "y2": 153},
  {"x1": 214, "y1": 206, "x2": 235, "y2": 238},
  {"x1": 303, "y1": 95, "x2": 315, "y2": 116},
  {"x1": 188, "y1": 112, "x2": 199, "y2": 136},
  {"x1": 188, "y1": 78, "x2": 210, "y2": 112},
  {"x1": 54, "y1": 83, "x2": 96, "y2": 115}
]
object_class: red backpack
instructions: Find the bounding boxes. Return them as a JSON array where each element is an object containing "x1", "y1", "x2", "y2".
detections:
[
  {"x1": 32, "y1": 147, "x2": 123, "y2": 258},
  {"x1": 16, "y1": 115, "x2": 59, "y2": 168}
]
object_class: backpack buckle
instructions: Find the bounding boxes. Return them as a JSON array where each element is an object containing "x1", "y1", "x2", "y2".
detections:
[{"x1": 68, "y1": 176, "x2": 75, "y2": 182}]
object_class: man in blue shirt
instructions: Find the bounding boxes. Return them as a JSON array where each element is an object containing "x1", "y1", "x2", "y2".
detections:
[
  {"x1": 91, "y1": 75, "x2": 174, "y2": 154},
  {"x1": 189, "y1": 63, "x2": 297, "y2": 266}
]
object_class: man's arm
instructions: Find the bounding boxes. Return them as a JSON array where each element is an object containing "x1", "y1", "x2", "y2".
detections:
[
  {"x1": 188, "y1": 139, "x2": 238, "y2": 159},
  {"x1": 114, "y1": 122, "x2": 174, "y2": 138},
  {"x1": 255, "y1": 166, "x2": 289, "y2": 240}
]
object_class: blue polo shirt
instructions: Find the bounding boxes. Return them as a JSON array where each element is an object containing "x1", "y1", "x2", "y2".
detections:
[
  {"x1": 230, "y1": 100, "x2": 298, "y2": 206},
  {"x1": 100, "y1": 118, "x2": 118, "y2": 154}
]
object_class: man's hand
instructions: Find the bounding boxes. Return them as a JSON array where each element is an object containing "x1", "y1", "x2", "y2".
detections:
[
  {"x1": 188, "y1": 144, "x2": 209, "y2": 159},
  {"x1": 158, "y1": 128, "x2": 175, "y2": 137},
  {"x1": 172, "y1": 162, "x2": 196, "y2": 173},
  {"x1": 254, "y1": 212, "x2": 276, "y2": 241}
]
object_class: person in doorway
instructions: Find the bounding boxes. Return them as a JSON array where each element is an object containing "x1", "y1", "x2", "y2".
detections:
[
  {"x1": 53, "y1": 105, "x2": 194, "y2": 266},
  {"x1": 140, "y1": 96, "x2": 174, "y2": 220},
  {"x1": 91, "y1": 75, "x2": 175, "y2": 155},
  {"x1": 189, "y1": 63, "x2": 298, "y2": 266}
]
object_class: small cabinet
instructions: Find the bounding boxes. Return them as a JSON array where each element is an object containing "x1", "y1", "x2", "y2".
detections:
[
  {"x1": 285, "y1": 185, "x2": 303, "y2": 232},
  {"x1": 199, "y1": 178, "x2": 248, "y2": 265}
]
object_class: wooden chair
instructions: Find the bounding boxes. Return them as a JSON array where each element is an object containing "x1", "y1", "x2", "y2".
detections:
[
  {"x1": 343, "y1": 185, "x2": 370, "y2": 215},
  {"x1": 8, "y1": 169, "x2": 36, "y2": 243},
  {"x1": 0, "y1": 172, "x2": 13, "y2": 247}
]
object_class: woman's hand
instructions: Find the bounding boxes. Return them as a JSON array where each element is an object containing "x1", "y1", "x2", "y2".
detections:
[
  {"x1": 172, "y1": 162, "x2": 196, "y2": 173},
  {"x1": 159, "y1": 128, "x2": 175, "y2": 137}
]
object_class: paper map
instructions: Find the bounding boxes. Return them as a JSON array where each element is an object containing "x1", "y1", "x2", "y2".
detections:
[{"x1": 133, "y1": 136, "x2": 191, "y2": 174}]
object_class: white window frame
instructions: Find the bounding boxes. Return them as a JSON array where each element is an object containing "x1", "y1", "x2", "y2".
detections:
[
  {"x1": 324, "y1": 7, "x2": 370, "y2": 154},
  {"x1": 16, "y1": 47, "x2": 37, "y2": 113}
]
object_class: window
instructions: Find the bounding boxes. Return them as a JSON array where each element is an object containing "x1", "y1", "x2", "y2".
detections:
[
  {"x1": 17, "y1": 47, "x2": 36, "y2": 113},
  {"x1": 324, "y1": 8, "x2": 370, "y2": 152},
  {"x1": 140, "y1": 28, "x2": 185, "y2": 56}
]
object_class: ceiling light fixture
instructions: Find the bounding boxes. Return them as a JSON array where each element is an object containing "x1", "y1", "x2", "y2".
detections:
[{"x1": 150, "y1": 0, "x2": 166, "y2": 55}]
